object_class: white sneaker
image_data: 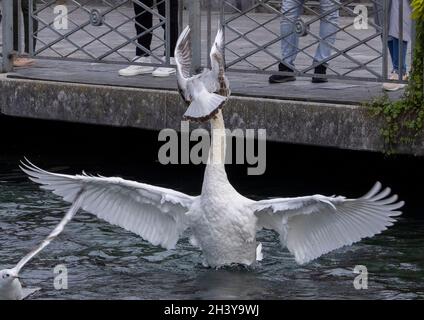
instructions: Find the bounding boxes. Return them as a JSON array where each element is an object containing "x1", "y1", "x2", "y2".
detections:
[
  {"x1": 118, "y1": 56, "x2": 155, "y2": 76},
  {"x1": 152, "y1": 57, "x2": 176, "y2": 77},
  {"x1": 383, "y1": 72, "x2": 408, "y2": 91}
]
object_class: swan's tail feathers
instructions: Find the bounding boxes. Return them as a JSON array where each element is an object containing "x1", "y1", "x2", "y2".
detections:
[
  {"x1": 256, "y1": 243, "x2": 263, "y2": 262},
  {"x1": 183, "y1": 92, "x2": 227, "y2": 122}
]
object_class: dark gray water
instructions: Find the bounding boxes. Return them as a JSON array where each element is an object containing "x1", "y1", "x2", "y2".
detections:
[{"x1": 0, "y1": 166, "x2": 423, "y2": 300}]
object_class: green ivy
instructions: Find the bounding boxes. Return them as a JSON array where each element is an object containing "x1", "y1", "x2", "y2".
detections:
[
  {"x1": 367, "y1": 16, "x2": 424, "y2": 154},
  {"x1": 412, "y1": 0, "x2": 424, "y2": 20}
]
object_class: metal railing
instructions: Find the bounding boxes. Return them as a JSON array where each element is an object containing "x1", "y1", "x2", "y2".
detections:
[
  {"x1": 0, "y1": 0, "x2": 415, "y2": 83},
  {"x1": 214, "y1": 0, "x2": 413, "y2": 82},
  {"x1": 1, "y1": 0, "x2": 191, "y2": 71}
]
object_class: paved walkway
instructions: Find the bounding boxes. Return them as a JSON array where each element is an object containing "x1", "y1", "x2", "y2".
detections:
[{"x1": 8, "y1": 59, "x2": 401, "y2": 105}]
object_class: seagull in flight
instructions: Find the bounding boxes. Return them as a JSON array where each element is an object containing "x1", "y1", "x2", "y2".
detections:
[
  {"x1": 0, "y1": 192, "x2": 84, "y2": 300},
  {"x1": 176, "y1": 26, "x2": 231, "y2": 121},
  {"x1": 19, "y1": 27, "x2": 404, "y2": 268}
]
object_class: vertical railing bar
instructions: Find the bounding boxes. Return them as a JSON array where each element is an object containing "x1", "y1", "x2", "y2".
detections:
[
  {"x1": 178, "y1": 0, "x2": 183, "y2": 34},
  {"x1": 206, "y1": 0, "x2": 211, "y2": 69},
  {"x1": 188, "y1": 0, "x2": 201, "y2": 73},
  {"x1": 220, "y1": 0, "x2": 225, "y2": 68},
  {"x1": 29, "y1": 0, "x2": 34, "y2": 57},
  {"x1": 382, "y1": 0, "x2": 389, "y2": 81},
  {"x1": 18, "y1": 0, "x2": 22, "y2": 54},
  {"x1": 1, "y1": 0, "x2": 13, "y2": 72},
  {"x1": 165, "y1": 0, "x2": 170, "y2": 64},
  {"x1": 398, "y1": 0, "x2": 404, "y2": 80}
]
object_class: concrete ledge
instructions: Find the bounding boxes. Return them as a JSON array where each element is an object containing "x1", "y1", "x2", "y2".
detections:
[{"x1": 0, "y1": 75, "x2": 423, "y2": 156}]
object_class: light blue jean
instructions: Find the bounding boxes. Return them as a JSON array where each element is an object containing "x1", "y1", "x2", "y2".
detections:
[{"x1": 280, "y1": 0, "x2": 339, "y2": 67}]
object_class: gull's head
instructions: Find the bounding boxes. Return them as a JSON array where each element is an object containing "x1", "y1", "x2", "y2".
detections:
[
  {"x1": 0, "y1": 269, "x2": 24, "y2": 300},
  {"x1": 0, "y1": 269, "x2": 19, "y2": 288}
]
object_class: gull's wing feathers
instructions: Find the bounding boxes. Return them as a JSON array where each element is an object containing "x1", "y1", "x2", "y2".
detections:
[
  {"x1": 210, "y1": 27, "x2": 224, "y2": 74},
  {"x1": 175, "y1": 25, "x2": 192, "y2": 104},
  {"x1": 252, "y1": 182, "x2": 404, "y2": 264},
  {"x1": 207, "y1": 27, "x2": 230, "y2": 97},
  {"x1": 12, "y1": 190, "x2": 85, "y2": 274},
  {"x1": 199, "y1": 27, "x2": 224, "y2": 94},
  {"x1": 20, "y1": 160, "x2": 196, "y2": 250}
]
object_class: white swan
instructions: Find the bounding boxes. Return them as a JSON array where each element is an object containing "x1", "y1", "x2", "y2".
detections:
[
  {"x1": 0, "y1": 192, "x2": 84, "y2": 300},
  {"x1": 20, "y1": 27, "x2": 404, "y2": 268}
]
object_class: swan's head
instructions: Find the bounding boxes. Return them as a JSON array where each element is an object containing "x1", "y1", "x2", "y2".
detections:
[{"x1": 0, "y1": 269, "x2": 19, "y2": 289}]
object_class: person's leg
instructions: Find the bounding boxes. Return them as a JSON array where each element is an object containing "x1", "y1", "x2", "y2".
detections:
[
  {"x1": 280, "y1": 0, "x2": 303, "y2": 68},
  {"x1": 134, "y1": 0, "x2": 154, "y2": 57},
  {"x1": 389, "y1": 37, "x2": 408, "y2": 75},
  {"x1": 11, "y1": 0, "x2": 34, "y2": 67},
  {"x1": 169, "y1": 0, "x2": 179, "y2": 57},
  {"x1": 388, "y1": 37, "x2": 398, "y2": 72},
  {"x1": 119, "y1": 0, "x2": 155, "y2": 76},
  {"x1": 152, "y1": 0, "x2": 178, "y2": 77},
  {"x1": 312, "y1": 0, "x2": 339, "y2": 83},
  {"x1": 13, "y1": 0, "x2": 19, "y2": 52},
  {"x1": 21, "y1": 0, "x2": 37, "y2": 54},
  {"x1": 383, "y1": 37, "x2": 409, "y2": 91},
  {"x1": 157, "y1": 0, "x2": 179, "y2": 58},
  {"x1": 269, "y1": 0, "x2": 303, "y2": 83}
]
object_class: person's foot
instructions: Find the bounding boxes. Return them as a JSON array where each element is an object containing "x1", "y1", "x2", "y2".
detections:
[
  {"x1": 152, "y1": 57, "x2": 176, "y2": 77},
  {"x1": 269, "y1": 63, "x2": 296, "y2": 83},
  {"x1": 311, "y1": 64, "x2": 328, "y2": 83},
  {"x1": 13, "y1": 56, "x2": 35, "y2": 67},
  {"x1": 383, "y1": 72, "x2": 408, "y2": 91},
  {"x1": 119, "y1": 56, "x2": 154, "y2": 76}
]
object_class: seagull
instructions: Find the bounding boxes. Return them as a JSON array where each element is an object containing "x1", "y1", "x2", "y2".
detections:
[
  {"x1": 176, "y1": 26, "x2": 231, "y2": 121},
  {"x1": 0, "y1": 191, "x2": 84, "y2": 300},
  {"x1": 19, "y1": 27, "x2": 404, "y2": 268}
]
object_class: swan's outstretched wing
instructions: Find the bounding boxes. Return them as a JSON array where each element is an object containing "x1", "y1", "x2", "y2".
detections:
[
  {"x1": 175, "y1": 25, "x2": 192, "y2": 104},
  {"x1": 252, "y1": 182, "x2": 404, "y2": 264},
  {"x1": 20, "y1": 160, "x2": 196, "y2": 250},
  {"x1": 12, "y1": 191, "x2": 84, "y2": 274}
]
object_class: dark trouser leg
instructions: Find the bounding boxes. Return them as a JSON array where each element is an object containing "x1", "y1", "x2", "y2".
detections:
[
  {"x1": 388, "y1": 38, "x2": 408, "y2": 75},
  {"x1": 157, "y1": 0, "x2": 179, "y2": 58},
  {"x1": 133, "y1": 0, "x2": 154, "y2": 57},
  {"x1": 22, "y1": 0, "x2": 38, "y2": 53},
  {"x1": 13, "y1": 0, "x2": 19, "y2": 51},
  {"x1": 13, "y1": 0, "x2": 38, "y2": 53}
]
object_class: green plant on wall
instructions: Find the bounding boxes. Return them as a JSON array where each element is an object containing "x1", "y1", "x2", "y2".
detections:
[
  {"x1": 412, "y1": 0, "x2": 424, "y2": 19},
  {"x1": 369, "y1": 0, "x2": 424, "y2": 154}
]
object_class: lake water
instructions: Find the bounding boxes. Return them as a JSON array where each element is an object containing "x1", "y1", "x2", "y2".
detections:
[{"x1": 0, "y1": 116, "x2": 423, "y2": 300}]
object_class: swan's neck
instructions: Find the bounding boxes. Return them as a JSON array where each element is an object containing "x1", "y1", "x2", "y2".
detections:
[{"x1": 203, "y1": 111, "x2": 228, "y2": 187}]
